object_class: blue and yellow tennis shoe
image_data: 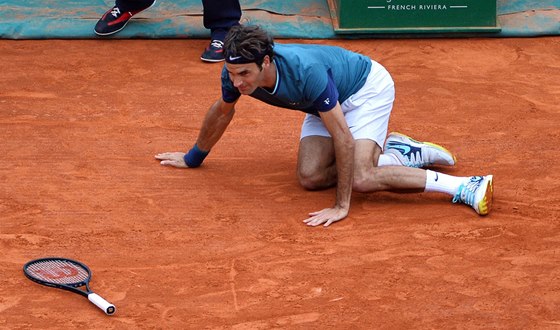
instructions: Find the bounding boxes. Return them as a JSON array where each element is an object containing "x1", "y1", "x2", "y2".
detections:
[
  {"x1": 452, "y1": 175, "x2": 494, "y2": 215},
  {"x1": 384, "y1": 132, "x2": 456, "y2": 168}
]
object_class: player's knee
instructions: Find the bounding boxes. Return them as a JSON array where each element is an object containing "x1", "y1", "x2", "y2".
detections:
[
  {"x1": 352, "y1": 175, "x2": 370, "y2": 193},
  {"x1": 297, "y1": 168, "x2": 324, "y2": 190},
  {"x1": 352, "y1": 167, "x2": 382, "y2": 193}
]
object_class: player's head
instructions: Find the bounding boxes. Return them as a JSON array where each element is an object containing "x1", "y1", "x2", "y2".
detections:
[
  {"x1": 224, "y1": 25, "x2": 274, "y2": 69},
  {"x1": 224, "y1": 25, "x2": 275, "y2": 95}
]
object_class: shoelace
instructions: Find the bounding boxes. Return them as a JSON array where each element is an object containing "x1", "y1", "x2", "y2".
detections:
[
  {"x1": 111, "y1": 7, "x2": 121, "y2": 17},
  {"x1": 452, "y1": 176, "x2": 483, "y2": 205},
  {"x1": 210, "y1": 40, "x2": 224, "y2": 49},
  {"x1": 403, "y1": 151, "x2": 424, "y2": 168}
]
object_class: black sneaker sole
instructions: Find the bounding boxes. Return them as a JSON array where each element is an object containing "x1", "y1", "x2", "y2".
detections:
[{"x1": 94, "y1": 20, "x2": 131, "y2": 36}]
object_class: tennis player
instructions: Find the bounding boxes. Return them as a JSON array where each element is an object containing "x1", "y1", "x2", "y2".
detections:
[{"x1": 156, "y1": 25, "x2": 493, "y2": 227}]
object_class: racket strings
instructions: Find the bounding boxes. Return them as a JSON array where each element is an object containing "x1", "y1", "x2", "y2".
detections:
[{"x1": 26, "y1": 259, "x2": 90, "y2": 285}]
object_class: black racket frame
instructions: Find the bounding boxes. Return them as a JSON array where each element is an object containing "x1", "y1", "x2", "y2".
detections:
[{"x1": 23, "y1": 257, "x2": 93, "y2": 297}]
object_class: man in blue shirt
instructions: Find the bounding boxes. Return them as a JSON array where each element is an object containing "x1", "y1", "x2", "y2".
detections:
[{"x1": 156, "y1": 25, "x2": 494, "y2": 227}]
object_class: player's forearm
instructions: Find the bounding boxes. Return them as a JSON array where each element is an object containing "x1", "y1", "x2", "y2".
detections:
[
  {"x1": 333, "y1": 135, "x2": 354, "y2": 210},
  {"x1": 196, "y1": 99, "x2": 235, "y2": 151},
  {"x1": 320, "y1": 103, "x2": 354, "y2": 211}
]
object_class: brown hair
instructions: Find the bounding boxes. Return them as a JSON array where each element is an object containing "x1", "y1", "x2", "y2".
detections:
[{"x1": 224, "y1": 25, "x2": 274, "y2": 68}]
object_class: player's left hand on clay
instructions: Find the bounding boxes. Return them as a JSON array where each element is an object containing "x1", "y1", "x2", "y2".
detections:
[
  {"x1": 304, "y1": 206, "x2": 349, "y2": 227},
  {"x1": 155, "y1": 152, "x2": 188, "y2": 168}
]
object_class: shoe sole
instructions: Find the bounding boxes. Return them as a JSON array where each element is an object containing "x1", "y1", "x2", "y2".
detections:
[
  {"x1": 387, "y1": 131, "x2": 457, "y2": 165},
  {"x1": 94, "y1": 21, "x2": 131, "y2": 36},
  {"x1": 476, "y1": 175, "x2": 494, "y2": 215},
  {"x1": 93, "y1": 0, "x2": 157, "y2": 36},
  {"x1": 200, "y1": 57, "x2": 225, "y2": 63}
]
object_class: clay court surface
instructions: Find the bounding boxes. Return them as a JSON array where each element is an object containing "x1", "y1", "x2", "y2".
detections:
[{"x1": 1, "y1": 36, "x2": 559, "y2": 328}]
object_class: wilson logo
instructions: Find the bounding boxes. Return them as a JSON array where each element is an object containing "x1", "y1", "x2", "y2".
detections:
[{"x1": 34, "y1": 266, "x2": 79, "y2": 279}]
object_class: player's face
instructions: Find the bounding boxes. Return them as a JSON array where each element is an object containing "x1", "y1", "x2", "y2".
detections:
[{"x1": 225, "y1": 62, "x2": 266, "y2": 95}]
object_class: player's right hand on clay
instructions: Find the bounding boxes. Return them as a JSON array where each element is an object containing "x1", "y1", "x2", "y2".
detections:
[{"x1": 155, "y1": 152, "x2": 188, "y2": 168}]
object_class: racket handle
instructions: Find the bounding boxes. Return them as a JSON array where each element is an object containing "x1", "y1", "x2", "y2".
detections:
[{"x1": 88, "y1": 293, "x2": 116, "y2": 315}]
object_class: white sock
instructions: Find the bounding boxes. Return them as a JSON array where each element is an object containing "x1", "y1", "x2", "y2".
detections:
[
  {"x1": 425, "y1": 170, "x2": 467, "y2": 196},
  {"x1": 378, "y1": 153, "x2": 402, "y2": 166}
]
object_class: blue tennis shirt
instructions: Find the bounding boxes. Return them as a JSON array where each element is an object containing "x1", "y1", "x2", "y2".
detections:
[{"x1": 221, "y1": 43, "x2": 372, "y2": 116}]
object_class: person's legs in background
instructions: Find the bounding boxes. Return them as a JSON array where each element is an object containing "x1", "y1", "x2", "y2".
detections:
[
  {"x1": 94, "y1": 0, "x2": 156, "y2": 36},
  {"x1": 200, "y1": 0, "x2": 241, "y2": 62},
  {"x1": 94, "y1": 0, "x2": 242, "y2": 63}
]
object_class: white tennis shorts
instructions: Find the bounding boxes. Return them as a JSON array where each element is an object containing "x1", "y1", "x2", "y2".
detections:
[{"x1": 300, "y1": 60, "x2": 395, "y2": 148}]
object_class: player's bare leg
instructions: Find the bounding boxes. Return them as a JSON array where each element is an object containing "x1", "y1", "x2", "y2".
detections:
[
  {"x1": 353, "y1": 139, "x2": 426, "y2": 192},
  {"x1": 297, "y1": 135, "x2": 337, "y2": 190},
  {"x1": 297, "y1": 136, "x2": 426, "y2": 192},
  {"x1": 359, "y1": 138, "x2": 493, "y2": 214},
  {"x1": 297, "y1": 136, "x2": 493, "y2": 215}
]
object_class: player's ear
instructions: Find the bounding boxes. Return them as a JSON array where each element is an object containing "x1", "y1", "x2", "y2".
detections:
[{"x1": 262, "y1": 55, "x2": 271, "y2": 67}]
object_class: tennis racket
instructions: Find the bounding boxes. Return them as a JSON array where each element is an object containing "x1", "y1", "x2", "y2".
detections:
[{"x1": 23, "y1": 257, "x2": 116, "y2": 315}]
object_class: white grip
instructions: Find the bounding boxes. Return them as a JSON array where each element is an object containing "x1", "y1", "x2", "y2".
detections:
[{"x1": 88, "y1": 293, "x2": 116, "y2": 315}]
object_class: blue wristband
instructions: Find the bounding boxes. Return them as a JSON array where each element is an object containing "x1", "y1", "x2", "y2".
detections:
[{"x1": 184, "y1": 144, "x2": 209, "y2": 168}]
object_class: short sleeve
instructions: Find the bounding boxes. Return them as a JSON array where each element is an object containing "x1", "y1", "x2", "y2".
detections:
[{"x1": 311, "y1": 73, "x2": 339, "y2": 112}]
